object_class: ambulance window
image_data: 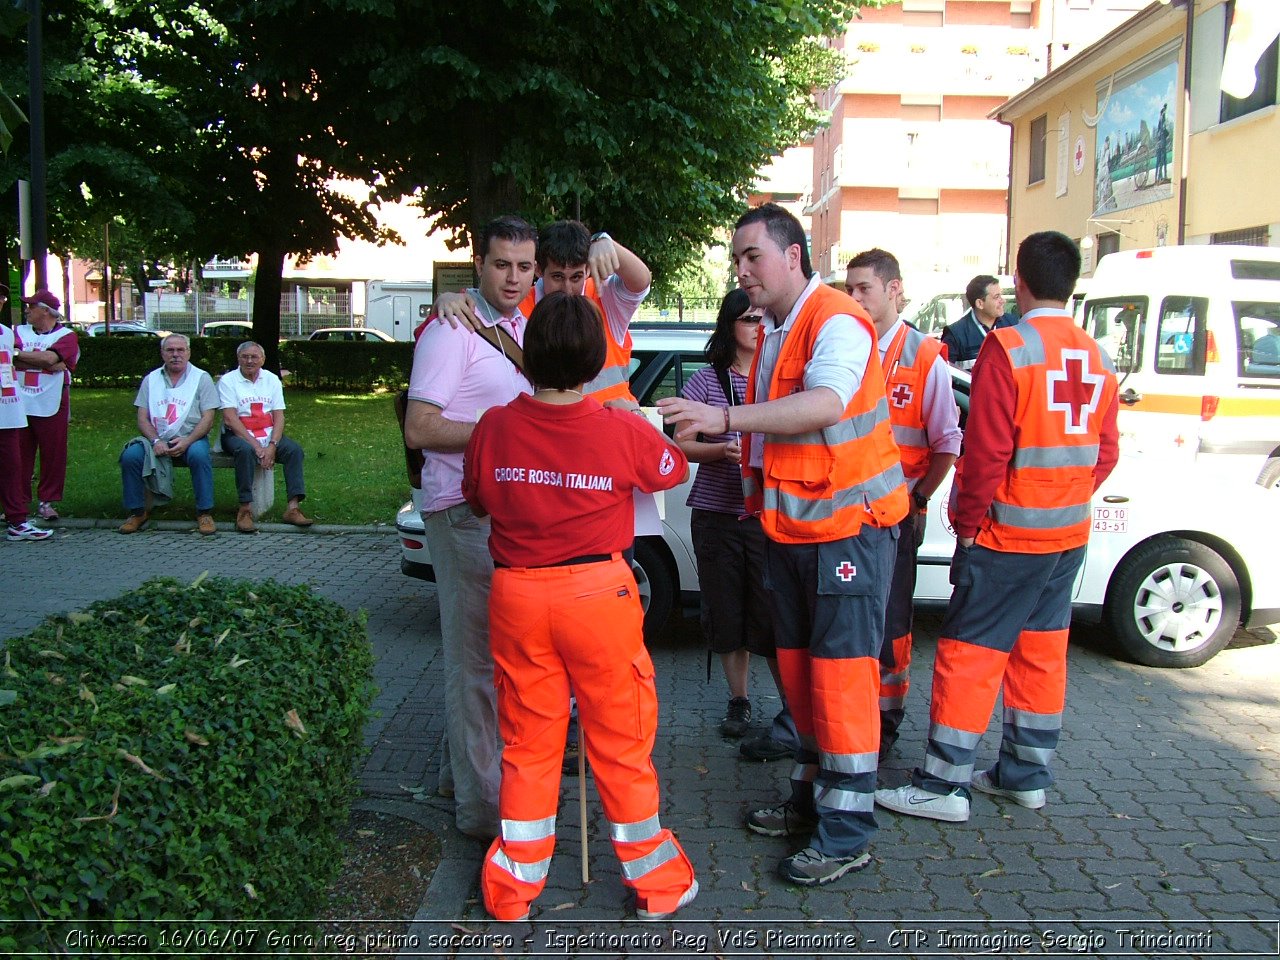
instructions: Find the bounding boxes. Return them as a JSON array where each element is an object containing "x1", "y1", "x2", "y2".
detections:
[
  {"x1": 1237, "y1": 302, "x2": 1280, "y2": 378},
  {"x1": 1155, "y1": 297, "x2": 1208, "y2": 376},
  {"x1": 1083, "y1": 298, "x2": 1145, "y2": 373}
]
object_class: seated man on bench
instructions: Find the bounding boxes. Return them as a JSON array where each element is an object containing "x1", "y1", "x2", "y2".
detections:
[
  {"x1": 118, "y1": 334, "x2": 220, "y2": 535},
  {"x1": 218, "y1": 340, "x2": 313, "y2": 533}
]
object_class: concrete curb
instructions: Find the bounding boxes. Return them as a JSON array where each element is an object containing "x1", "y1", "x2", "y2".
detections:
[{"x1": 33, "y1": 518, "x2": 392, "y2": 535}]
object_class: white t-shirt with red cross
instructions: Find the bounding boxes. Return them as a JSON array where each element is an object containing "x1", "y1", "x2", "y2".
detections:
[
  {"x1": 217, "y1": 367, "x2": 286, "y2": 447},
  {"x1": 0, "y1": 324, "x2": 27, "y2": 430}
]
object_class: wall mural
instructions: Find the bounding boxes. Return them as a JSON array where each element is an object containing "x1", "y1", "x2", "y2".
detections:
[{"x1": 1093, "y1": 51, "x2": 1177, "y2": 218}]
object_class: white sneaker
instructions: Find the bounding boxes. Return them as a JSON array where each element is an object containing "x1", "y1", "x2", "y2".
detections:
[
  {"x1": 971, "y1": 768, "x2": 1046, "y2": 809},
  {"x1": 874, "y1": 783, "x2": 970, "y2": 822},
  {"x1": 637, "y1": 879, "x2": 699, "y2": 920},
  {"x1": 7, "y1": 522, "x2": 52, "y2": 542}
]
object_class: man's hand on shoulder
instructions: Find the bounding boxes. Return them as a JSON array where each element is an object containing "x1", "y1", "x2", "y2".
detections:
[{"x1": 433, "y1": 292, "x2": 482, "y2": 332}]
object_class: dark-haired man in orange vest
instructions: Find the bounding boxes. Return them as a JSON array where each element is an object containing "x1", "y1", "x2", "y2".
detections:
[
  {"x1": 434, "y1": 220, "x2": 649, "y2": 408},
  {"x1": 660, "y1": 204, "x2": 908, "y2": 887},
  {"x1": 846, "y1": 249, "x2": 962, "y2": 760},
  {"x1": 876, "y1": 231, "x2": 1119, "y2": 824}
]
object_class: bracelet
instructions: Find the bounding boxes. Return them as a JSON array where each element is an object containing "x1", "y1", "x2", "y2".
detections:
[
  {"x1": 590, "y1": 231, "x2": 611, "y2": 244},
  {"x1": 723, "y1": 406, "x2": 731, "y2": 434}
]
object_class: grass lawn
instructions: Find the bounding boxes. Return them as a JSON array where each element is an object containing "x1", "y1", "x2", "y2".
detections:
[{"x1": 60, "y1": 389, "x2": 410, "y2": 526}]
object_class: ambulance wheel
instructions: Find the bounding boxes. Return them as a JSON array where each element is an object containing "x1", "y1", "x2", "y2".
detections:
[
  {"x1": 1256, "y1": 456, "x2": 1280, "y2": 489},
  {"x1": 632, "y1": 538, "x2": 674, "y2": 642},
  {"x1": 1105, "y1": 538, "x2": 1241, "y2": 668}
]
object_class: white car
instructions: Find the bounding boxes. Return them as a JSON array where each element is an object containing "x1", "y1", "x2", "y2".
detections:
[
  {"x1": 397, "y1": 325, "x2": 1280, "y2": 667},
  {"x1": 308, "y1": 326, "x2": 396, "y2": 342}
]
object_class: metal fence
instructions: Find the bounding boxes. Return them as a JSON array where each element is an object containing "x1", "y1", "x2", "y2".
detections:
[{"x1": 143, "y1": 290, "x2": 354, "y2": 337}]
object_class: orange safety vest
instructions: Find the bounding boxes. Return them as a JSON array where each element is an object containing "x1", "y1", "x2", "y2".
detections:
[
  {"x1": 519, "y1": 278, "x2": 635, "y2": 404},
  {"x1": 883, "y1": 323, "x2": 945, "y2": 482},
  {"x1": 975, "y1": 312, "x2": 1118, "y2": 553},
  {"x1": 743, "y1": 284, "x2": 909, "y2": 543}
]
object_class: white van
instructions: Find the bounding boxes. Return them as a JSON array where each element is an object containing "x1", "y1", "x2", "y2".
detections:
[{"x1": 1079, "y1": 245, "x2": 1280, "y2": 479}]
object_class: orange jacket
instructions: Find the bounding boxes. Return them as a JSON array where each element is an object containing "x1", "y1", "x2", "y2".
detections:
[
  {"x1": 884, "y1": 324, "x2": 945, "y2": 482},
  {"x1": 975, "y1": 314, "x2": 1119, "y2": 553},
  {"x1": 743, "y1": 284, "x2": 908, "y2": 543},
  {"x1": 519, "y1": 279, "x2": 635, "y2": 404}
]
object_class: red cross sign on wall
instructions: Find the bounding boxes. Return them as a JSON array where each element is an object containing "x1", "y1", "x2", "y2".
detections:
[{"x1": 1045, "y1": 349, "x2": 1104, "y2": 434}]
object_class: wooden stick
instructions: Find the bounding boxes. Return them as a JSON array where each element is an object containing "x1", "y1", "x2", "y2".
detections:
[{"x1": 578, "y1": 739, "x2": 590, "y2": 884}]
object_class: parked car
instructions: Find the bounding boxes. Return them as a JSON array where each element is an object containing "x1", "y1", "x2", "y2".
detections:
[
  {"x1": 396, "y1": 324, "x2": 1280, "y2": 665},
  {"x1": 200, "y1": 320, "x2": 254, "y2": 337},
  {"x1": 83, "y1": 322, "x2": 162, "y2": 338},
  {"x1": 308, "y1": 326, "x2": 395, "y2": 342}
]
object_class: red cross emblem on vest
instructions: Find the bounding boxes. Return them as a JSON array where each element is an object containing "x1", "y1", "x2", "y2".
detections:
[
  {"x1": 835, "y1": 561, "x2": 857, "y2": 581},
  {"x1": 164, "y1": 401, "x2": 179, "y2": 424},
  {"x1": 1046, "y1": 349, "x2": 1104, "y2": 435},
  {"x1": 890, "y1": 382, "x2": 914, "y2": 408}
]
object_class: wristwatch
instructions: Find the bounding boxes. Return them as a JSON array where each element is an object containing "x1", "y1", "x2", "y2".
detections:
[
  {"x1": 911, "y1": 490, "x2": 929, "y2": 510},
  {"x1": 590, "y1": 231, "x2": 611, "y2": 244}
]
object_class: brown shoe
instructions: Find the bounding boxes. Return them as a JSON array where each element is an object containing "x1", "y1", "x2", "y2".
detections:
[
  {"x1": 235, "y1": 504, "x2": 257, "y2": 534},
  {"x1": 118, "y1": 513, "x2": 149, "y2": 534},
  {"x1": 281, "y1": 506, "x2": 314, "y2": 527},
  {"x1": 197, "y1": 513, "x2": 217, "y2": 536}
]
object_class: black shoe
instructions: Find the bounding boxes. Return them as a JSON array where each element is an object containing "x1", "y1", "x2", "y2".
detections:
[
  {"x1": 720, "y1": 697, "x2": 752, "y2": 738},
  {"x1": 739, "y1": 732, "x2": 793, "y2": 762}
]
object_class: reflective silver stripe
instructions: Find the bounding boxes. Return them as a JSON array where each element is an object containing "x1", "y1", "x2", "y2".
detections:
[
  {"x1": 881, "y1": 667, "x2": 909, "y2": 686},
  {"x1": 585, "y1": 362, "x2": 628, "y2": 394},
  {"x1": 879, "y1": 693, "x2": 905, "y2": 710},
  {"x1": 892, "y1": 424, "x2": 929, "y2": 448},
  {"x1": 1012, "y1": 444, "x2": 1100, "y2": 469},
  {"x1": 1007, "y1": 323, "x2": 1045, "y2": 367},
  {"x1": 928, "y1": 722, "x2": 983, "y2": 751},
  {"x1": 489, "y1": 848, "x2": 551, "y2": 884},
  {"x1": 821, "y1": 749, "x2": 878, "y2": 775},
  {"x1": 619, "y1": 838, "x2": 678, "y2": 880},
  {"x1": 814, "y1": 783, "x2": 874, "y2": 813},
  {"x1": 768, "y1": 401, "x2": 890, "y2": 449},
  {"x1": 765, "y1": 461, "x2": 906, "y2": 523},
  {"x1": 923, "y1": 753, "x2": 975, "y2": 784},
  {"x1": 742, "y1": 473, "x2": 759, "y2": 499},
  {"x1": 990, "y1": 499, "x2": 1090, "y2": 529},
  {"x1": 1003, "y1": 707, "x2": 1063, "y2": 731},
  {"x1": 1006, "y1": 742, "x2": 1056, "y2": 765},
  {"x1": 610, "y1": 814, "x2": 662, "y2": 844},
  {"x1": 501, "y1": 815, "x2": 556, "y2": 842},
  {"x1": 899, "y1": 328, "x2": 925, "y2": 367},
  {"x1": 791, "y1": 762, "x2": 818, "y2": 782}
]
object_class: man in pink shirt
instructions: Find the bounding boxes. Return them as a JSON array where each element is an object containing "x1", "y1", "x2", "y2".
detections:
[{"x1": 403, "y1": 215, "x2": 537, "y2": 840}]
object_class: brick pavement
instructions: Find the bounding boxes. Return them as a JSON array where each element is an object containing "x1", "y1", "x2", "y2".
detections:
[{"x1": 4, "y1": 525, "x2": 1278, "y2": 957}]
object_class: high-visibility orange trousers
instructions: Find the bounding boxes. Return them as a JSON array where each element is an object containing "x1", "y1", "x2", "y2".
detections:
[{"x1": 481, "y1": 557, "x2": 695, "y2": 921}]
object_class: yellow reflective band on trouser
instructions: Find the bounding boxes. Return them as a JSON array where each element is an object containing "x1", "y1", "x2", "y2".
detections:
[
  {"x1": 610, "y1": 814, "x2": 662, "y2": 844},
  {"x1": 619, "y1": 838, "x2": 679, "y2": 881},
  {"x1": 1003, "y1": 707, "x2": 1063, "y2": 730},
  {"x1": 501, "y1": 815, "x2": 556, "y2": 843},
  {"x1": 489, "y1": 848, "x2": 552, "y2": 884}
]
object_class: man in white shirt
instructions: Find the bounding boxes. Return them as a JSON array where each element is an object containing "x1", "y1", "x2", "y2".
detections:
[{"x1": 218, "y1": 340, "x2": 313, "y2": 533}]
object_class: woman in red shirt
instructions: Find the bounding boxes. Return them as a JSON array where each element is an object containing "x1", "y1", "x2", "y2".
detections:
[{"x1": 463, "y1": 292, "x2": 697, "y2": 922}]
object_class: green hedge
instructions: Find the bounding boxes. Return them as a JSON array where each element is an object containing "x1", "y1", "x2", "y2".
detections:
[
  {"x1": 73, "y1": 338, "x2": 415, "y2": 391},
  {"x1": 0, "y1": 576, "x2": 376, "y2": 951}
]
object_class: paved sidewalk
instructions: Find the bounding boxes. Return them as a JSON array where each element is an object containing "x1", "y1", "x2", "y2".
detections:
[{"x1": 4, "y1": 525, "x2": 1278, "y2": 957}]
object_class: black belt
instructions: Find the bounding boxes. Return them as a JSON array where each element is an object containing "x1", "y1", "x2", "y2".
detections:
[{"x1": 494, "y1": 553, "x2": 614, "y2": 570}]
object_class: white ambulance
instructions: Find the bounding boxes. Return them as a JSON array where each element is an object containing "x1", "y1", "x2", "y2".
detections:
[{"x1": 1078, "y1": 245, "x2": 1280, "y2": 482}]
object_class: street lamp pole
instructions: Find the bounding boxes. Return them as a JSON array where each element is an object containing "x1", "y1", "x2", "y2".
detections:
[{"x1": 26, "y1": 0, "x2": 48, "y2": 290}]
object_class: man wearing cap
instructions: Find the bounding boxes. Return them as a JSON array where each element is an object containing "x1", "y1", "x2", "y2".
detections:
[
  {"x1": 2, "y1": 285, "x2": 52, "y2": 541},
  {"x1": 118, "y1": 334, "x2": 220, "y2": 535},
  {"x1": 13, "y1": 289, "x2": 80, "y2": 522}
]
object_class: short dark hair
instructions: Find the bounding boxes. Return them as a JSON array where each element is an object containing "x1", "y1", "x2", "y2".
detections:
[
  {"x1": 847, "y1": 248, "x2": 902, "y2": 285},
  {"x1": 735, "y1": 203, "x2": 813, "y2": 279},
  {"x1": 966, "y1": 274, "x2": 1000, "y2": 309},
  {"x1": 523, "y1": 292, "x2": 606, "y2": 391},
  {"x1": 537, "y1": 220, "x2": 591, "y2": 270},
  {"x1": 1016, "y1": 232, "x2": 1081, "y2": 304},
  {"x1": 704, "y1": 288, "x2": 752, "y2": 371},
  {"x1": 476, "y1": 215, "x2": 537, "y2": 259}
]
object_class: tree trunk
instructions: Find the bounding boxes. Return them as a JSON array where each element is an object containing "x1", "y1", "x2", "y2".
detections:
[
  {"x1": 464, "y1": 116, "x2": 524, "y2": 245},
  {"x1": 252, "y1": 243, "x2": 286, "y2": 373}
]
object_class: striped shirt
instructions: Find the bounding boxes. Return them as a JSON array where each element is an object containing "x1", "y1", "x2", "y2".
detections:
[{"x1": 680, "y1": 365, "x2": 749, "y2": 514}]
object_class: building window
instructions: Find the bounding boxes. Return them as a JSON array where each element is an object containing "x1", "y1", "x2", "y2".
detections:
[
  {"x1": 1220, "y1": 1, "x2": 1279, "y2": 123},
  {"x1": 1028, "y1": 114, "x2": 1047, "y2": 184},
  {"x1": 1213, "y1": 224, "x2": 1271, "y2": 246},
  {"x1": 1096, "y1": 231, "x2": 1121, "y2": 260}
]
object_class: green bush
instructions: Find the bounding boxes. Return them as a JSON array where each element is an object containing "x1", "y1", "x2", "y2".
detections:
[
  {"x1": 74, "y1": 337, "x2": 414, "y2": 391},
  {"x1": 0, "y1": 576, "x2": 376, "y2": 951}
]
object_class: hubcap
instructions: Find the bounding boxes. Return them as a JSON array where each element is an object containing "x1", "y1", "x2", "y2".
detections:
[
  {"x1": 630, "y1": 560, "x2": 652, "y2": 615},
  {"x1": 1133, "y1": 561, "x2": 1223, "y2": 652}
]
